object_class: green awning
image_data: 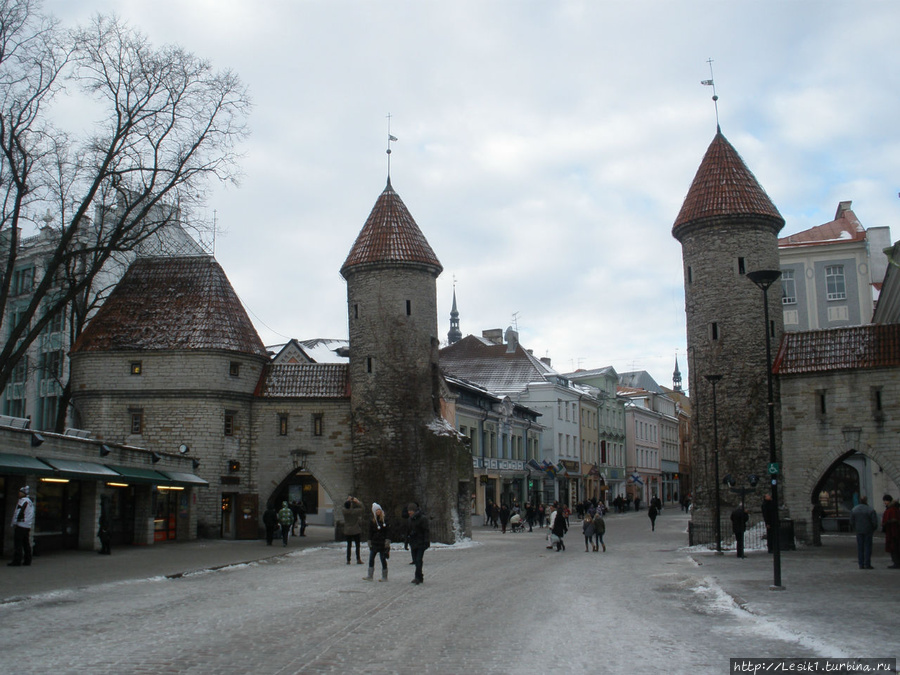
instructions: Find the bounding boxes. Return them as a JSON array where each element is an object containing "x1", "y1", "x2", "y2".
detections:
[
  {"x1": 157, "y1": 470, "x2": 209, "y2": 487},
  {"x1": 0, "y1": 453, "x2": 55, "y2": 476},
  {"x1": 39, "y1": 457, "x2": 121, "y2": 480},
  {"x1": 105, "y1": 465, "x2": 171, "y2": 485}
]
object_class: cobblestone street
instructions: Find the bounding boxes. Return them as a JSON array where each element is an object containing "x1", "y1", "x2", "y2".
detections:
[{"x1": 2, "y1": 511, "x2": 896, "y2": 674}]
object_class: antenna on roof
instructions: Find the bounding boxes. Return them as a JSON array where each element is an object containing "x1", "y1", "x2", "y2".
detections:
[
  {"x1": 701, "y1": 58, "x2": 720, "y2": 132},
  {"x1": 386, "y1": 113, "x2": 398, "y2": 183}
]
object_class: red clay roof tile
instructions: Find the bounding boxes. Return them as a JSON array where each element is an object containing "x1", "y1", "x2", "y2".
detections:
[
  {"x1": 71, "y1": 256, "x2": 267, "y2": 357},
  {"x1": 773, "y1": 324, "x2": 900, "y2": 375},
  {"x1": 673, "y1": 131, "x2": 783, "y2": 234},
  {"x1": 341, "y1": 180, "x2": 442, "y2": 276}
]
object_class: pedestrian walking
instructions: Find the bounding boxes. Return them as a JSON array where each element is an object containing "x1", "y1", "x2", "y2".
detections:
[
  {"x1": 582, "y1": 513, "x2": 595, "y2": 552},
  {"x1": 648, "y1": 503, "x2": 659, "y2": 531},
  {"x1": 850, "y1": 496, "x2": 877, "y2": 569},
  {"x1": 406, "y1": 503, "x2": 430, "y2": 584},
  {"x1": 881, "y1": 494, "x2": 900, "y2": 569},
  {"x1": 730, "y1": 505, "x2": 749, "y2": 558},
  {"x1": 363, "y1": 502, "x2": 390, "y2": 582},
  {"x1": 295, "y1": 500, "x2": 307, "y2": 536},
  {"x1": 593, "y1": 511, "x2": 606, "y2": 552},
  {"x1": 499, "y1": 503, "x2": 510, "y2": 533},
  {"x1": 263, "y1": 503, "x2": 278, "y2": 545},
  {"x1": 277, "y1": 501, "x2": 294, "y2": 547},
  {"x1": 342, "y1": 496, "x2": 365, "y2": 564},
  {"x1": 549, "y1": 503, "x2": 567, "y2": 552},
  {"x1": 8, "y1": 486, "x2": 34, "y2": 567}
]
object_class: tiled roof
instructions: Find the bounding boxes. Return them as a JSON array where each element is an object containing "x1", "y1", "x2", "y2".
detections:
[
  {"x1": 779, "y1": 204, "x2": 865, "y2": 248},
  {"x1": 257, "y1": 363, "x2": 349, "y2": 398},
  {"x1": 773, "y1": 324, "x2": 900, "y2": 375},
  {"x1": 341, "y1": 179, "x2": 442, "y2": 276},
  {"x1": 673, "y1": 131, "x2": 783, "y2": 234},
  {"x1": 71, "y1": 256, "x2": 267, "y2": 356},
  {"x1": 439, "y1": 335, "x2": 553, "y2": 393}
]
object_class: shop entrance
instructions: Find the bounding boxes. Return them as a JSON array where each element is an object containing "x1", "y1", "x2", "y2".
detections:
[
  {"x1": 34, "y1": 479, "x2": 80, "y2": 553},
  {"x1": 153, "y1": 488, "x2": 178, "y2": 542}
]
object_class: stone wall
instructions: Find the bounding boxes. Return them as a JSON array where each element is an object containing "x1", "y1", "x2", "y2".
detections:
[
  {"x1": 252, "y1": 397, "x2": 353, "y2": 521},
  {"x1": 676, "y1": 216, "x2": 784, "y2": 535},
  {"x1": 70, "y1": 349, "x2": 267, "y2": 536},
  {"x1": 779, "y1": 366, "x2": 900, "y2": 542}
]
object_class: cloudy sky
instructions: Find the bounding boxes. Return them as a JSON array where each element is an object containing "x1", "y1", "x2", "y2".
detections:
[{"x1": 45, "y1": 1, "x2": 900, "y2": 391}]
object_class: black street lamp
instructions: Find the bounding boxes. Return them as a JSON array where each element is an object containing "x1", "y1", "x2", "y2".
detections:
[
  {"x1": 705, "y1": 373, "x2": 723, "y2": 555},
  {"x1": 746, "y1": 269, "x2": 784, "y2": 590}
]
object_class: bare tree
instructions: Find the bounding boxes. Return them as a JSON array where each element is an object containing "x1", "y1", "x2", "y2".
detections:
[{"x1": 0, "y1": 2, "x2": 250, "y2": 419}]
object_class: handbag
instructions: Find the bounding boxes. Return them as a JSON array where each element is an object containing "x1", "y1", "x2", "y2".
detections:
[{"x1": 384, "y1": 539, "x2": 391, "y2": 559}]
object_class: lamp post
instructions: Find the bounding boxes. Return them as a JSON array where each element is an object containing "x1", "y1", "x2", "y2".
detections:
[
  {"x1": 705, "y1": 374, "x2": 723, "y2": 555},
  {"x1": 746, "y1": 269, "x2": 784, "y2": 590}
]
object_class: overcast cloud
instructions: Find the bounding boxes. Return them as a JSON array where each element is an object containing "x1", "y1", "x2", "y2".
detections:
[{"x1": 44, "y1": 1, "x2": 900, "y2": 391}]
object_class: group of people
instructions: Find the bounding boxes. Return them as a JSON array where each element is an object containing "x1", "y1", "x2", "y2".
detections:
[
  {"x1": 341, "y1": 496, "x2": 431, "y2": 585},
  {"x1": 263, "y1": 499, "x2": 308, "y2": 547},
  {"x1": 850, "y1": 494, "x2": 900, "y2": 570}
]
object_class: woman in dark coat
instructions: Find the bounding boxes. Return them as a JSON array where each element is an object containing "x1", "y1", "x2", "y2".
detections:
[
  {"x1": 364, "y1": 502, "x2": 390, "y2": 582},
  {"x1": 550, "y1": 503, "x2": 568, "y2": 551}
]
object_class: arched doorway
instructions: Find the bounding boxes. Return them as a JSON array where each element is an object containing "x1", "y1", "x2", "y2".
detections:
[
  {"x1": 268, "y1": 467, "x2": 335, "y2": 527},
  {"x1": 812, "y1": 451, "x2": 865, "y2": 533}
]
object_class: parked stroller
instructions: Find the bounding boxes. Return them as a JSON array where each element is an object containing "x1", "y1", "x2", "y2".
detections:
[{"x1": 509, "y1": 513, "x2": 525, "y2": 533}]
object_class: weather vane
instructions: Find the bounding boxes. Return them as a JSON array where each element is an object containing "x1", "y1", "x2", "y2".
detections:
[
  {"x1": 701, "y1": 58, "x2": 720, "y2": 131},
  {"x1": 386, "y1": 113, "x2": 398, "y2": 180}
]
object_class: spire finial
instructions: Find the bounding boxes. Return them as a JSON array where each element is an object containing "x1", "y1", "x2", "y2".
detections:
[
  {"x1": 701, "y1": 58, "x2": 720, "y2": 131},
  {"x1": 386, "y1": 113, "x2": 398, "y2": 182}
]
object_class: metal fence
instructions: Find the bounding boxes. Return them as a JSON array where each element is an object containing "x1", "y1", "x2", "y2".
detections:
[{"x1": 687, "y1": 519, "x2": 795, "y2": 552}]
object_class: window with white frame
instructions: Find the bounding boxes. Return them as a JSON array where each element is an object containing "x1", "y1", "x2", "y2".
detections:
[
  {"x1": 781, "y1": 269, "x2": 796, "y2": 304},
  {"x1": 825, "y1": 265, "x2": 846, "y2": 301}
]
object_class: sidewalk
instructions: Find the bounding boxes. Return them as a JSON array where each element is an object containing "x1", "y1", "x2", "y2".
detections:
[
  {"x1": 0, "y1": 525, "x2": 336, "y2": 604},
  {"x1": 684, "y1": 530, "x2": 898, "y2": 659}
]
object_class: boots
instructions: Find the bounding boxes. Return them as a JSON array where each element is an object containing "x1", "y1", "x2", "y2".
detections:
[
  {"x1": 602, "y1": 543, "x2": 606, "y2": 552},
  {"x1": 363, "y1": 566, "x2": 374, "y2": 581},
  {"x1": 379, "y1": 568, "x2": 388, "y2": 582}
]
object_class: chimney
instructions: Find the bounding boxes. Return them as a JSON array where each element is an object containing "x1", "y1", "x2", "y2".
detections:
[
  {"x1": 504, "y1": 327, "x2": 518, "y2": 353},
  {"x1": 835, "y1": 200, "x2": 852, "y2": 219},
  {"x1": 540, "y1": 357, "x2": 552, "y2": 367},
  {"x1": 482, "y1": 328, "x2": 503, "y2": 345}
]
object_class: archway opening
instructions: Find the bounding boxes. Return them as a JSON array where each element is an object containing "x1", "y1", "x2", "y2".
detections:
[
  {"x1": 811, "y1": 450, "x2": 861, "y2": 533},
  {"x1": 268, "y1": 467, "x2": 335, "y2": 528}
]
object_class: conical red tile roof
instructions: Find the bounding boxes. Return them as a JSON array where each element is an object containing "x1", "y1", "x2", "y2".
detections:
[
  {"x1": 672, "y1": 131, "x2": 783, "y2": 236},
  {"x1": 341, "y1": 179, "x2": 442, "y2": 277},
  {"x1": 71, "y1": 256, "x2": 267, "y2": 356}
]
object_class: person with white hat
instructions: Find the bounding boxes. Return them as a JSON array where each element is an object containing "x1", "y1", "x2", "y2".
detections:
[{"x1": 8, "y1": 486, "x2": 34, "y2": 566}]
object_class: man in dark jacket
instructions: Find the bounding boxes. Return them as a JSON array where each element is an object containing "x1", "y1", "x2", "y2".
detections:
[
  {"x1": 406, "y1": 503, "x2": 430, "y2": 584},
  {"x1": 730, "y1": 505, "x2": 749, "y2": 558},
  {"x1": 263, "y1": 504, "x2": 278, "y2": 546}
]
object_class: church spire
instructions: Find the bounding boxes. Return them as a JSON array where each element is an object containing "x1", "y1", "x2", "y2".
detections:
[
  {"x1": 673, "y1": 355, "x2": 683, "y2": 393},
  {"x1": 447, "y1": 284, "x2": 462, "y2": 345}
]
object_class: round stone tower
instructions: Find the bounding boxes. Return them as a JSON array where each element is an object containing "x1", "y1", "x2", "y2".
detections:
[
  {"x1": 341, "y1": 178, "x2": 470, "y2": 542},
  {"x1": 672, "y1": 129, "x2": 785, "y2": 536}
]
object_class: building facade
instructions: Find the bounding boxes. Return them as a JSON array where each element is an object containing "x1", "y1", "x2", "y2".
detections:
[{"x1": 779, "y1": 201, "x2": 891, "y2": 331}]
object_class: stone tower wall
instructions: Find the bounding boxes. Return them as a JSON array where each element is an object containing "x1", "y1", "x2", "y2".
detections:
[
  {"x1": 677, "y1": 216, "x2": 784, "y2": 531},
  {"x1": 344, "y1": 263, "x2": 470, "y2": 542},
  {"x1": 70, "y1": 350, "x2": 267, "y2": 536}
]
